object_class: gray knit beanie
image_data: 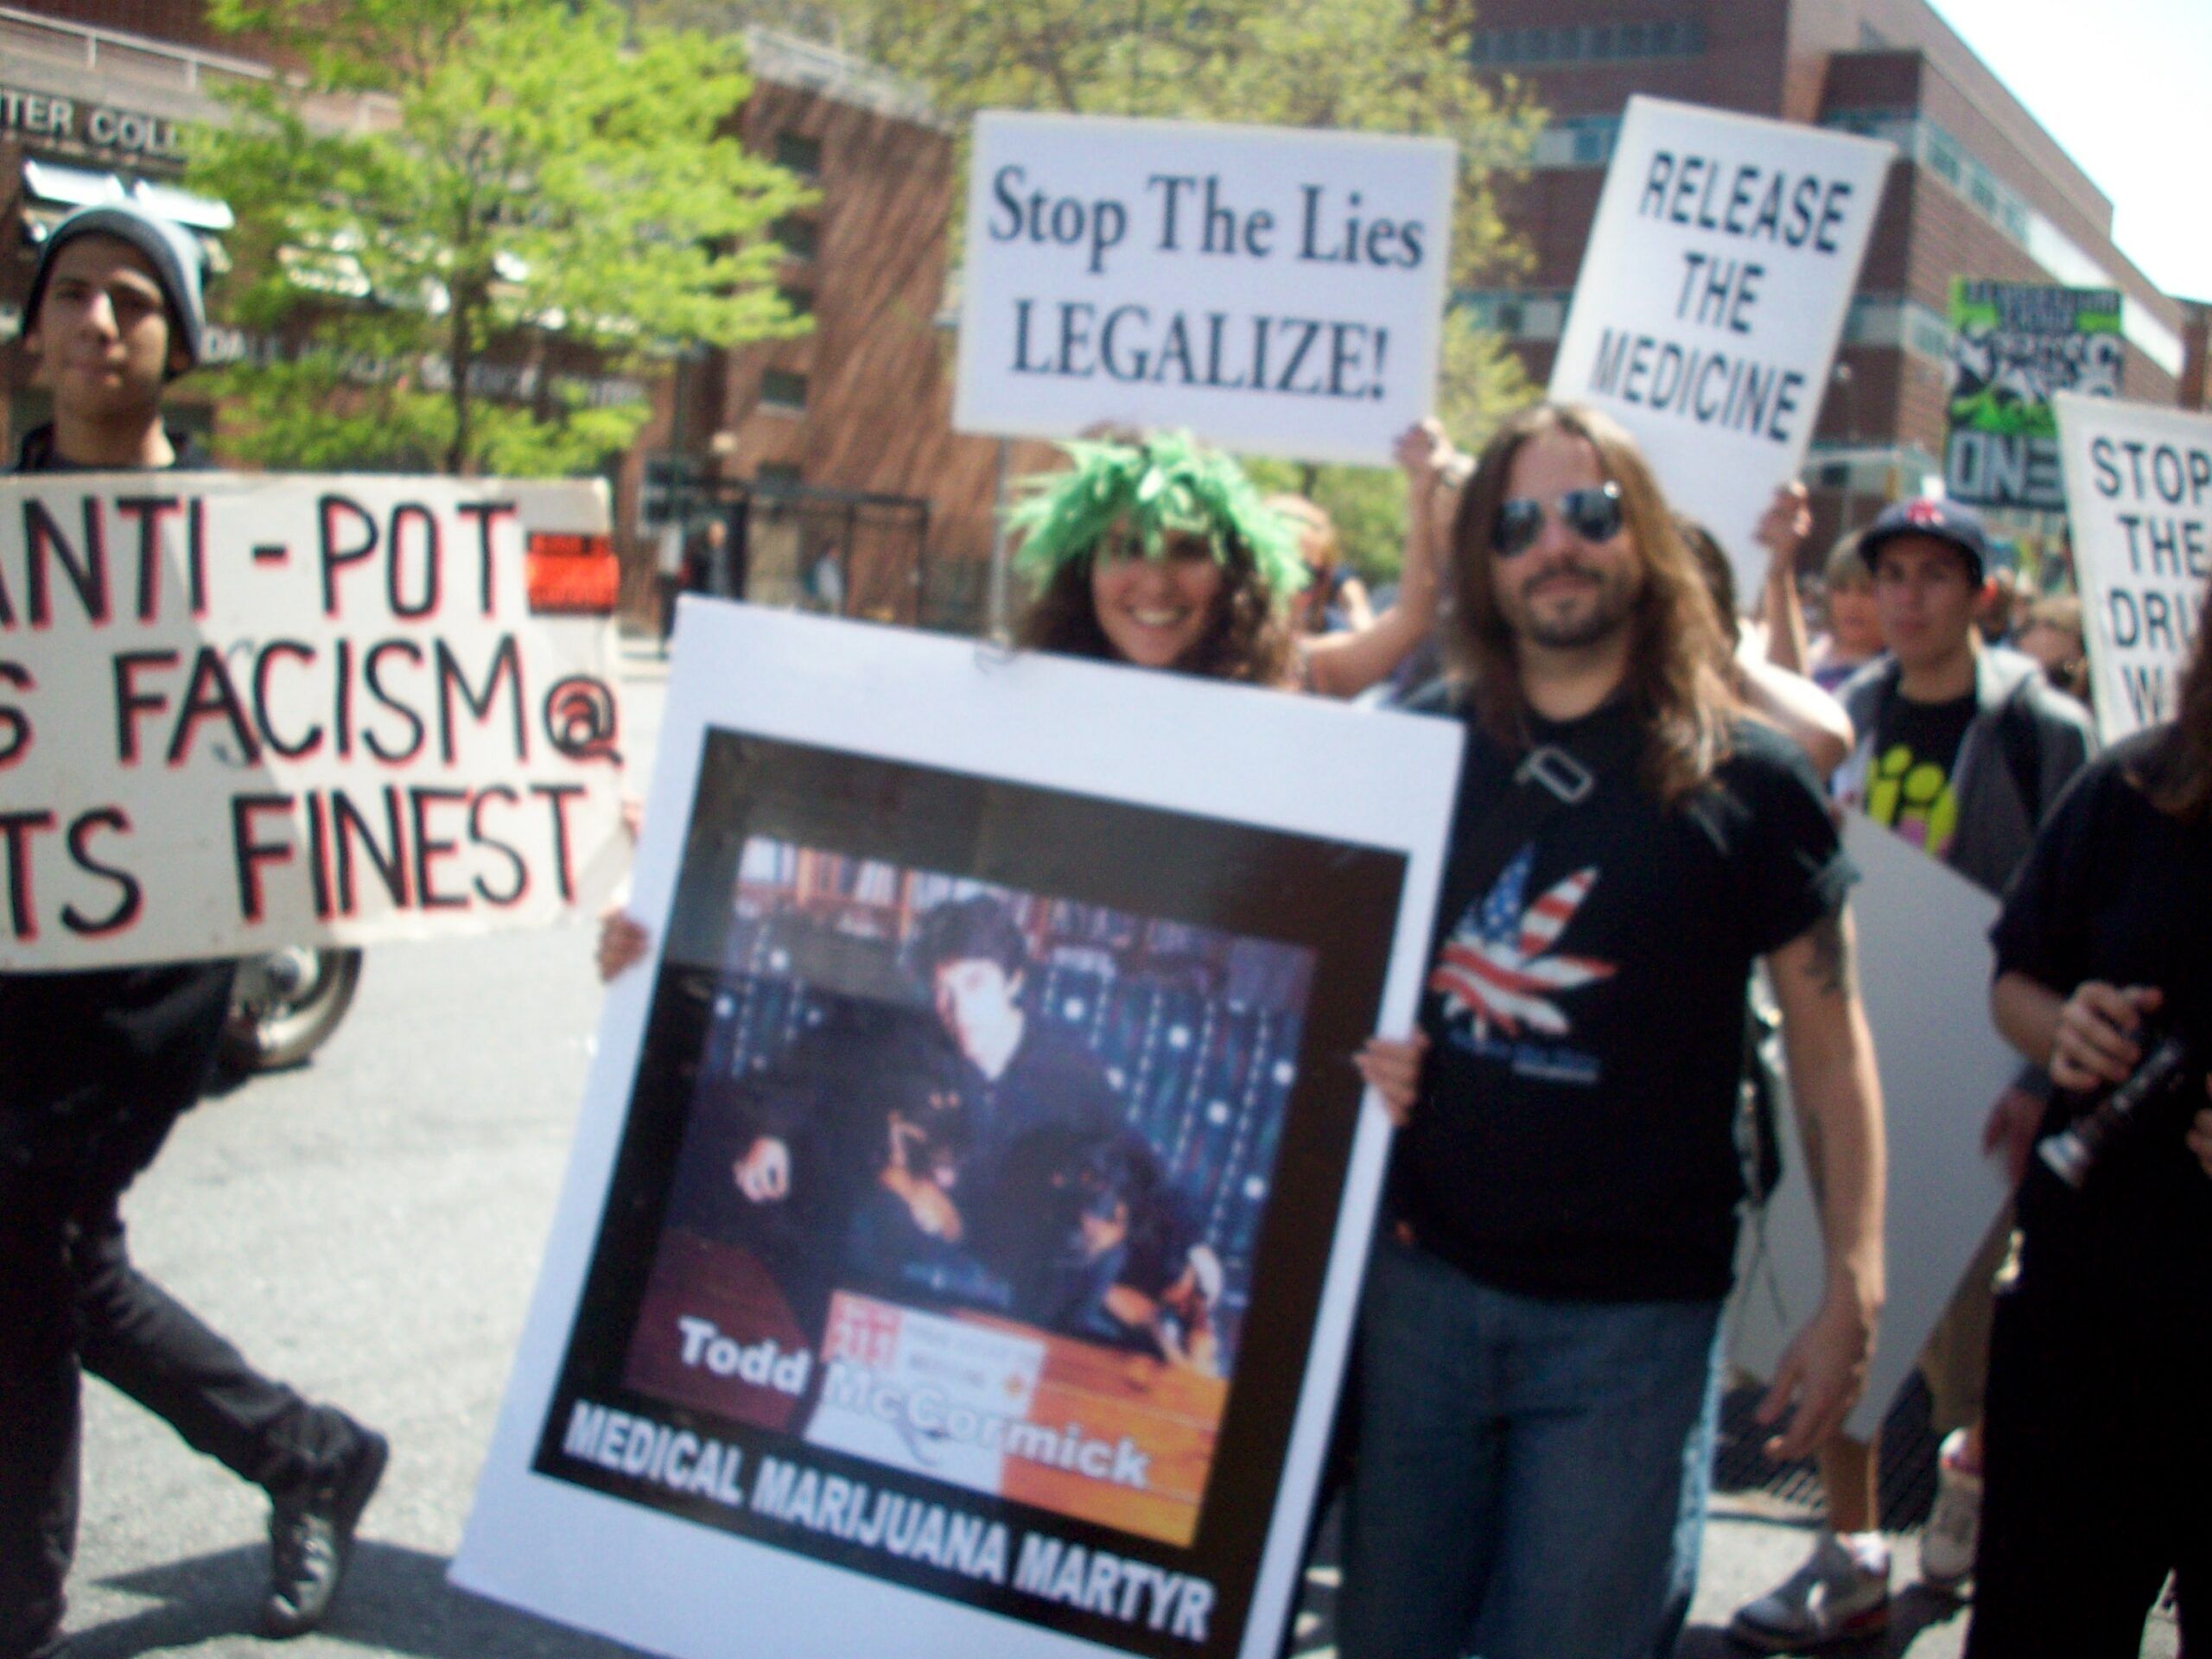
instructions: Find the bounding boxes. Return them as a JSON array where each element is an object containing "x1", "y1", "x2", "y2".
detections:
[{"x1": 22, "y1": 199, "x2": 208, "y2": 372}]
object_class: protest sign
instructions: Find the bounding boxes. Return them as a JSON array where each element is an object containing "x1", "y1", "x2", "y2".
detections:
[
  {"x1": 2054, "y1": 392, "x2": 2210, "y2": 742},
  {"x1": 1548, "y1": 96, "x2": 1891, "y2": 595},
  {"x1": 1944, "y1": 281, "x2": 2123, "y2": 511},
  {"x1": 0, "y1": 474, "x2": 625, "y2": 969},
  {"x1": 953, "y1": 111, "x2": 1455, "y2": 466},
  {"x1": 1730, "y1": 813, "x2": 2018, "y2": 1442},
  {"x1": 454, "y1": 602, "x2": 1461, "y2": 1659}
]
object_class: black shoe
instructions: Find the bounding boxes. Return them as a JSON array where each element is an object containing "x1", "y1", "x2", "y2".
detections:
[{"x1": 264, "y1": 1427, "x2": 389, "y2": 1638}]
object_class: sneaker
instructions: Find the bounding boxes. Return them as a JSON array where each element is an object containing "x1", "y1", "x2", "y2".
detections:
[
  {"x1": 264, "y1": 1427, "x2": 389, "y2": 1638},
  {"x1": 1920, "y1": 1428, "x2": 1983, "y2": 1591},
  {"x1": 1730, "y1": 1530, "x2": 1891, "y2": 1652}
]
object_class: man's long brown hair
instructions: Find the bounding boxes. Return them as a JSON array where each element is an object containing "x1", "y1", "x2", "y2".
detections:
[
  {"x1": 2134, "y1": 583, "x2": 2212, "y2": 822},
  {"x1": 1441, "y1": 402, "x2": 1739, "y2": 805}
]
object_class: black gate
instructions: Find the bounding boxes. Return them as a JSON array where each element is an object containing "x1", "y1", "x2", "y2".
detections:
[{"x1": 681, "y1": 476, "x2": 936, "y2": 629}]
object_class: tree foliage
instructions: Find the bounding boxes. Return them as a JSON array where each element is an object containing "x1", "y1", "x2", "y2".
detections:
[
  {"x1": 822, "y1": 0, "x2": 1542, "y2": 293},
  {"x1": 190, "y1": 0, "x2": 814, "y2": 474}
]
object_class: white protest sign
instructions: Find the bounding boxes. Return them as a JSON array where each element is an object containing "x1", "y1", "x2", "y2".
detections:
[
  {"x1": 455, "y1": 602, "x2": 1463, "y2": 1659},
  {"x1": 0, "y1": 474, "x2": 626, "y2": 969},
  {"x1": 955, "y1": 111, "x2": 1455, "y2": 465},
  {"x1": 1549, "y1": 97, "x2": 1892, "y2": 596},
  {"x1": 1731, "y1": 813, "x2": 2018, "y2": 1441},
  {"x1": 2054, "y1": 392, "x2": 2211, "y2": 742}
]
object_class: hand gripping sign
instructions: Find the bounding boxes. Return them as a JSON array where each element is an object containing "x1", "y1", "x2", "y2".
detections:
[{"x1": 0, "y1": 474, "x2": 626, "y2": 969}]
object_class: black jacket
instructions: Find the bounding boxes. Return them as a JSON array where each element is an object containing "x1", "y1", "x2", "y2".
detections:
[{"x1": 0, "y1": 423, "x2": 238, "y2": 1132}]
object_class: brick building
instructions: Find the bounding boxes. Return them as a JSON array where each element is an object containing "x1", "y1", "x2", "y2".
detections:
[
  {"x1": 3, "y1": 3, "x2": 1032, "y2": 632},
  {"x1": 1461, "y1": 0, "x2": 2191, "y2": 559}
]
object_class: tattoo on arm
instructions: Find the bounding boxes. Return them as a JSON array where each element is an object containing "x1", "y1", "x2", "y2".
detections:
[{"x1": 1801, "y1": 910, "x2": 1852, "y2": 999}]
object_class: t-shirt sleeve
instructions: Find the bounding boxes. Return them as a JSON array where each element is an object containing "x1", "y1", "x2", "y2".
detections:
[
  {"x1": 1738, "y1": 728, "x2": 1859, "y2": 959},
  {"x1": 1990, "y1": 752, "x2": 2108, "y2": 992}
]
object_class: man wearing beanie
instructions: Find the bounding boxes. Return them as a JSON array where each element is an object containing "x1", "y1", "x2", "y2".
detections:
[{"x1": 1, "y1": 200, "x2": 387, "y2": 1659}]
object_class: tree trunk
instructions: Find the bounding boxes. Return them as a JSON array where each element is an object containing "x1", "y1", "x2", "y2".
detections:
[{"x1": 446, "y1": 297, "x2": 475, "y2": 477}]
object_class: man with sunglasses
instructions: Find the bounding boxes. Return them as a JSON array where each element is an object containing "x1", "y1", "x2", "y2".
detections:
[{"x1": 1338, "y1": 403, "x2": 1885, "y2": 1659}]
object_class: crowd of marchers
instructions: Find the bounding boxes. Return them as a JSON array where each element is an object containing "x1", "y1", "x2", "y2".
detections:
[{"x1": 7, "y1": 195, "x2": 2208, "y2": 1659}]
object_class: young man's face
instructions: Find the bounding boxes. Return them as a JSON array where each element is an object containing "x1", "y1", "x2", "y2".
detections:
[
  {"x1": 931, "y1": 957, "x2": 1023, "y2": 1065},
  {"x1": 25, "y1": 234, "x2": 185, "y2": 422},
  {"x1": 1490, "y1": 429, "x2": 1642, "y2": 652},
  {"x1": 1871, "y1": 534, "x2": 1982, "y2": 674}
]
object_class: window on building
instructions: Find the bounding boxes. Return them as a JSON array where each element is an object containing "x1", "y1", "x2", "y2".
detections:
[
  {"x1": 775, "y1": 132, "x2": 823, "y2": 177},
  {"x1": 774, "y1": 214, "x2": 820, "y2": 261},
  {"x1": 757, "y1": 462, "x2": 802, "y2": 488},
  {"x1": 1469, "y1": 16, "x2": 1700, "y2": 66},
  {"x1": 760, "y1": 369, "x2": 808, "y2": 412},
  {"x1": 1496, "y1": 302, "x2": 1525, "y2": 335}
]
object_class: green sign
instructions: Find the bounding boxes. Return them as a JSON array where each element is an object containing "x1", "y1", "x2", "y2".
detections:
[{"x1": 1943, "y1": 280, "x2": 2123, "y2": 510}]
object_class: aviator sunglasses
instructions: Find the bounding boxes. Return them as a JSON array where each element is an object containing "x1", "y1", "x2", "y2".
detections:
[{"x1": 1491, "y1": 481, "x2": 1624, "y2": 557}]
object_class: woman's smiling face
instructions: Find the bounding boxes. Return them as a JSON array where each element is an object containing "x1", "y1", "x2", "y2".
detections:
[{"x1": 1089, "y1": 525, "x2": 1224, "y2": 669}]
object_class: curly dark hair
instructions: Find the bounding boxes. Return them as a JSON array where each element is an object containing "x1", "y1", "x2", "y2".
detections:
[
  {"x1": 1016, "y1": 535, "x2": 1297, "y2": 686},
  {"x1": 2133, "y1": 582, "x2": 2212, "y2": 823}
]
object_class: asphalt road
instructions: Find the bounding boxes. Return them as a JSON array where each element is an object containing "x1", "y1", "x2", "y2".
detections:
[{"x1": 57, "y1": 641, "x2": 2178, "y2": 1659}]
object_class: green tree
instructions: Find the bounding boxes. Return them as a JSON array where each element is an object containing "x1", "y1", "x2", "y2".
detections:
[
  {"x1": 824, "y1": 0, "x2": 1542, "y2": 292},
  {"x1": 191, "y1": 0, "x2": 814, "y2": 475},
  {"x1": 813, "y1": 0, "x2": 1542, "y2": 575}
]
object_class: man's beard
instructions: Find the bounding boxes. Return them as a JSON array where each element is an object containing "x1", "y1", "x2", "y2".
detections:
[{"x1": 1503, "y1": 558, "x2": 1639, "y2": 651}]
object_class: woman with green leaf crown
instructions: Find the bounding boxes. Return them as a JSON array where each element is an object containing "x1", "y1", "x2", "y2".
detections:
[{"x1": 1010, "y1": 424, "x2": 1452, "y2": 698}]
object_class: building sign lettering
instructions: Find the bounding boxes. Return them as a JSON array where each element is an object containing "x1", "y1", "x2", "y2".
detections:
[{"x1": 2, "y1": 86, "x2": 190, "y2": 162}]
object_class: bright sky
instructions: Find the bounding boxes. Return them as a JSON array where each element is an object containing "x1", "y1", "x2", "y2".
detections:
[{"x1": 1926, "y1": 0, "x2": 2212, "y2": 300}]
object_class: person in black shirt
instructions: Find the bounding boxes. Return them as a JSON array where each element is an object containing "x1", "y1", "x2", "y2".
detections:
[
  {"x1": 688, "y1": 896, "x2": 1221, "y2": 1361},
  {"x1": 0, "y1": 203, "x2": 385, "y2": 1659},
  {"x1": 1739, "y1": 499, "x2": 2095, "y2": 1650},
  {"x1": 1967, "y1": 586, "x2": 2212, "y2": 1657},
  {"x1": 1338, "y1": 403, "x2": 1886, "y2": 1659}
]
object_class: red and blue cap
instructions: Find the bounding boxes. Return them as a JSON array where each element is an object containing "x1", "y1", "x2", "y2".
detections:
[{"x1": 1859, "y1": 496, "x2": 1990, "y2": 584}]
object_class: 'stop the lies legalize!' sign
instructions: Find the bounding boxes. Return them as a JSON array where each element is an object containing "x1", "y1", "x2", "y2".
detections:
[{"x1": 954, "y1": 112, "x2": 1456, "y2": 466}]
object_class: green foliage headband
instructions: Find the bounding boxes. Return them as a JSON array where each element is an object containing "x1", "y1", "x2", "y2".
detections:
[{"x1": 1007, "y1": 432, "x2": 1308, "y2": 601}]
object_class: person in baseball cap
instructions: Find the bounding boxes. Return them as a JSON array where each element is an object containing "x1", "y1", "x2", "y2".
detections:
[
  {"x1": 1857, "y1": 494, "x2": 1990, "y2": 586},
  {"x1": 22, "y1": 197, "x2": 208, "y2": 373}
]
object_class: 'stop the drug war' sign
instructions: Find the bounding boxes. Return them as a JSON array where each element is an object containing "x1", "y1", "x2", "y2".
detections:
[
  {"x1": 0, "y1": 474, "x2": 626, "y2": 970},
  {"x1": 1549, "y1": 96, "x2": 1892, "y2": 595},
  {"x1": 2055, "y1": 393, "x2": 2210, "y2": 742},
  {"x1": 954, "y1": 112, "x2": 1456, "y2": 466}
]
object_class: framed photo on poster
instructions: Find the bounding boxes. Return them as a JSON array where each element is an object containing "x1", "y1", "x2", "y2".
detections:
[{"x1": 454, "y1": 602, "x2": 1461, "y2": 1659}]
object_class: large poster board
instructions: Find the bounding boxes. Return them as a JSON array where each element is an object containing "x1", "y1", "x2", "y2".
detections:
[
  {"x1": 1731, "y1": 814, "x2": 2019, "y2": 1441},
  {"x1": 1944, "y1": 281, "x2": 2123, "y2": 511},
  {"x1": 2053, "y1": 392, "x2": 2211, "y2": 742},
  {"x1": 1548, "y1": 97, "x2": 1891, "y2": 595},
  {"x1": 0, "y1": 474, "x2": 625, "y2": 969},
  {"x1": 954, "y1": 111, "x2": 1456, "y2": 466},
  {"x1": 454, "y1": 603, "x2": 1462, "y2": 1659}
]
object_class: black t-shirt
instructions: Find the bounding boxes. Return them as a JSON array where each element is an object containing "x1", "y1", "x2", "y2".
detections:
[
  {"x1": 1990, "y1": 729, "x2": 2211, "y2": 1313},
  {"x1": 1395, "y1": 701, "x2": 1854, "y2": 1302},
  {"x1": 1865, "y1": 690, "x2": 1976, "y2": 860}
]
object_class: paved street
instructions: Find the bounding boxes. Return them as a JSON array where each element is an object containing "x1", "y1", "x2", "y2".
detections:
[{"x1": 56, "y1": 643, "x2": 2177, "y2": 1659}]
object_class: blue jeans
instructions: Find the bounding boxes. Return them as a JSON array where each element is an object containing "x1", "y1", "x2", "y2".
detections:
[{"x1": 1339, "y1": 1239, "x2": 1724, "y2": 1659}]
